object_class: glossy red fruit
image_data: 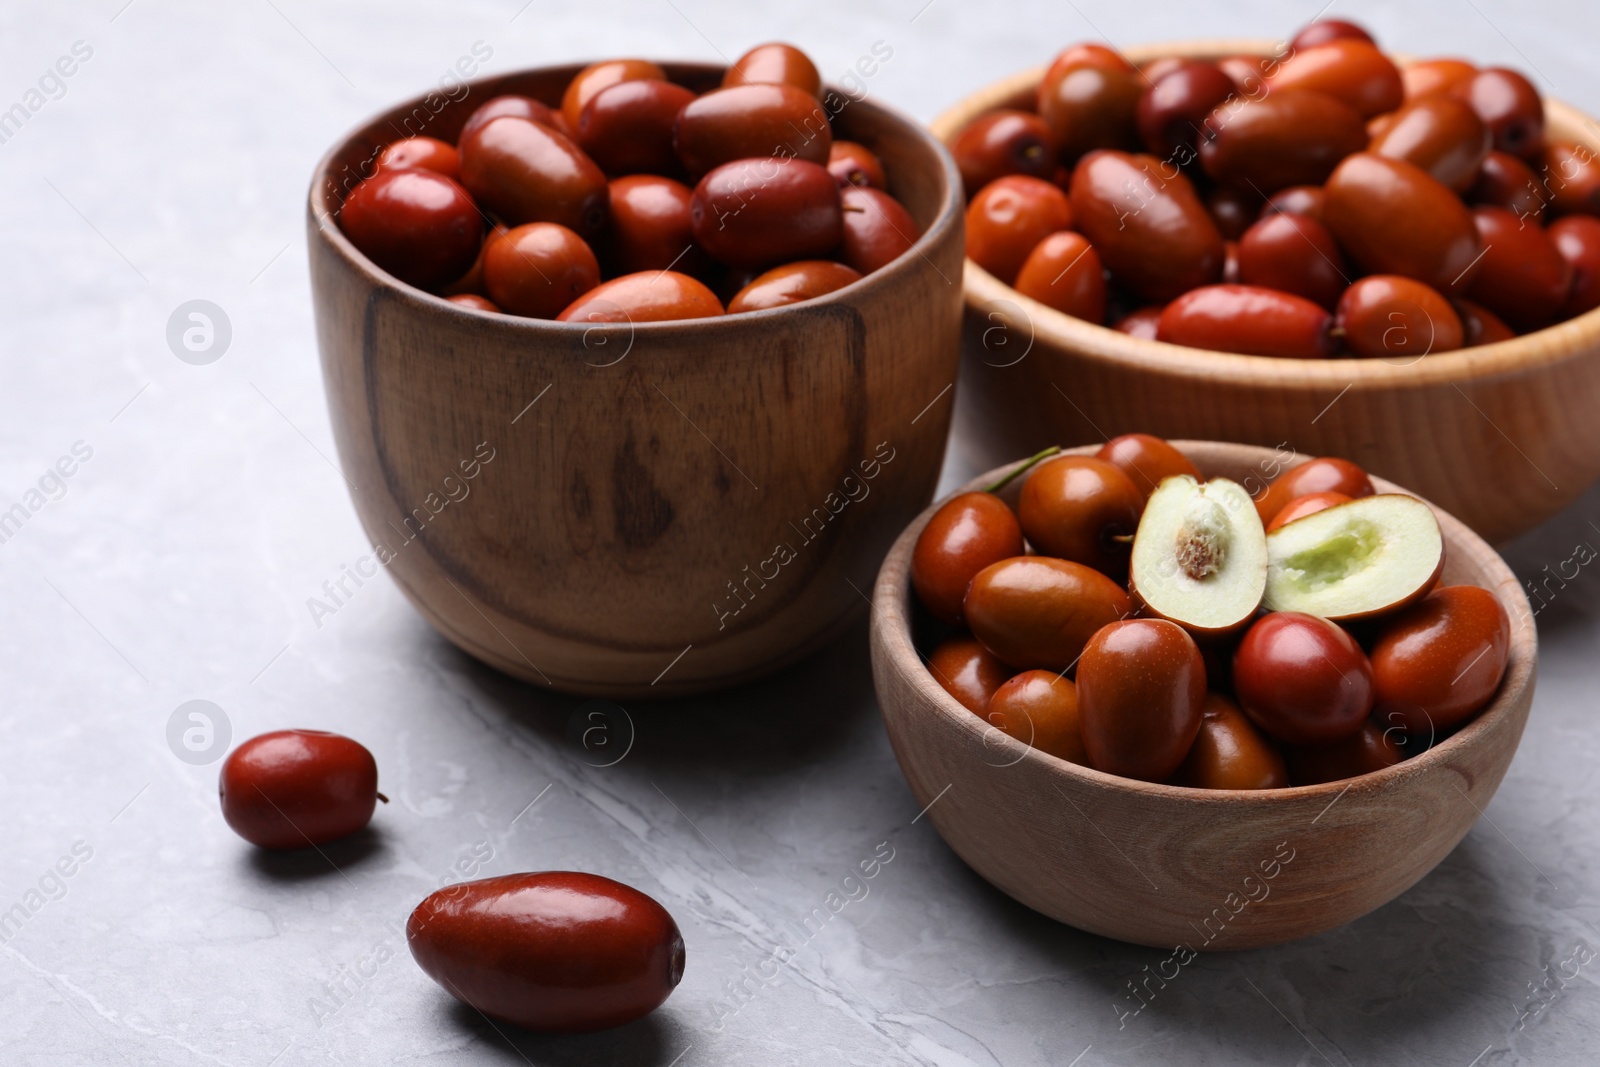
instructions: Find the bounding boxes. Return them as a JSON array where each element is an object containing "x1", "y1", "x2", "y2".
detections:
[
  {"x1": 1173, "y1": 693, "x2": 1289, "y2": 790},
  {"x1": 1136, "y1": 60, "x2": 1236, "y2": 158},
  {"x1": 674, "y1": 84, "x2": 831, "y2": 176},
  {"x1": 1070, "y1": 151, "x2": 1224, "y2": 302},
  {"x1": 1455, "y1": 299, "x2": 1517, "y2": 346},
  {"x1": 1264, "y1": 490, "x2": 1351, "y2": 532},
  {"x1": 1266, "y1": 40, "x2": 1403, "y2": 118},
  {"x1": 951, "y1": 110, "x2": 1056, "y2": 195},
  {"x1": 1037, "y1": 61, "x2": 1143, "y2": 163},
  {"x1": 690, "y1": 158, "x2": 843, "y2": 269},
  {"x1": 964, "y1": 557, "x2": 1134, "y2": 673},
  {"x1": 1283, "y1": 717, "x2": 1403, "y2": 785},
  {"x1": 966, "y1": 175, "x2": 1074, "y2": 284},
  {"x1": 604, "y1": 175, "x2": 701, "y2": 275},
  {"x1": 727, "y1": 260, "x2": 861, "y2": 313},
  {"x1": 1156, "y1": 285, "x2": 1335, "y2": 358},
  {"x1": 458, "y1": 116, "x2": 609, "y2": 236},
  {"x1": 839, "y1": 186, "x2": 918, "y2": 273},
  {"x1": 986, "y1": 671, "x2": 1087, "y2": 764},
  {"x1": 1335, "y1": 275, "x2": 1465, "y2": 359},
  {"x1": 447, "y1": 293, "x2": 500, "y2": 312},
  {"x1": 408, "y1": 872, "x2": 684, "y2": 1034},
  {"x1": 1012, "y1": 231, "x2": 1107, "y2": 321},
  {"x1": 1078, "y1": 619, "x2": 1207, "y2": 782},
  {"x1": 1290, "y1": 19, "x2": 1375, "y2": 51},
  {"x1": 1261, "y1": 185, "x2": 1326, "y2": 223},
  {"x1": 561, "y1": 59, "x2": 666, "y2": 131},
  {"x1": 1370, "y1": 585, "x2": 1511, "y2": 734},
  {"x1": 376, "y1": 136, "x2": 461, "y2": 180},
  {"x1": 556, "y1": 271, "x2": 724, "y2": 323},
  {"x1": 1199, "y1": 90, "x2": 1368, "y2": 194},
  {"x1": 1254, "y1": 457, "x2": 1374, "y2": 525},
  {"x1": 1466, "y1": 206, "x2": 1574, "y2": 329},
  {"x1": 1368, "y1": 94, "x2": 1492, "y2": 193},
  {"x1": 1551, "y1": 215, "x2": 1600, "y2": 316},
  {"x1": 1454, "y1": 68, "x2": 1544, "y2": 159},
  {"x1": 577, "y1": 78, "x2": 697, "y2": 175},
  {"x1": 459, "y1": 94, "x2": 567, "y2": 144},
  {"x1": 1234, "y1": 612, "x2": 1375, "y2": 744},
  {"x1": 483, "y1": 223, "x2": 601, "y2": 319},
  {"x1": 339, "y1": 169, "x2": 483, "y2": 290},
  {"x1": 723, "y1": 42, "x2": 821, "y2": 96},
  {"x1": 1114, "y1": 306, "x2": 1163, "y2": 338},
  {"x1": 1208, "y1": 186, "x2": 1261, "y2": 242},
  {"x1": 1044, "y1": 43, "x2": 1136, "y2": 83},
  {"x1": 1095, "y1": 434, "x2": 1200, "y2": 497},
  {"x1": 1237, "y1": 212, "x2": 1348, "y2": 310},
  {"x1": 219, "y1": 730, "x2": 381, "y2": 849},
  {"x1": 827, "y1": 140, "x2": 888, "y2": 190},
  {"x1": 1323, "y1": 153, "x2": 1482, "y2": 291},
  {"x1": 1468, "y1": 150, "x2": 1547, "y2": 224},
  {"x1": 1017, "y1": 456, "x2": 1143, "y2": 576},
  {"x1": 1540, "y1": 142, "x2": 1600, "y2": 217},
  {"x1": 912, "y1": 492, "x2": 1025, "y2": 624},
  {"x1": 927, "y1": 635, "x2": 1012, "y2": 715},
  {"x1": 1402, "y1": 58, "x2": 1477, "y2": 104}
]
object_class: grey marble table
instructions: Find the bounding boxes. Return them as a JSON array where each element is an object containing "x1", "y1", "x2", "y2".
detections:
[{"x1": 1, "y1": 1, "x2": 1597, "y2": 1064}]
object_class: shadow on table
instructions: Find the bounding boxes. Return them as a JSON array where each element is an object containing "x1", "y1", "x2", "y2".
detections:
[
  {"x1": 244, "y1": 824, "x2": 389, "y2": 882},
  {"x1": 445, "y1": 1000, "x2": 694, "y2": 1066}
]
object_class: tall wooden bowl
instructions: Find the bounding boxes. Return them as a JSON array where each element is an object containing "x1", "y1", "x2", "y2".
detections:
[
  {"x1": 871, "y1": 442, "x2": 1537, "y2": 949},
  {"x1": 309, "y1": 62, "x2": 964, "y2": 699},
  {"x1": 933, "y1": 40, "x2": 1600, "y2": 545}
]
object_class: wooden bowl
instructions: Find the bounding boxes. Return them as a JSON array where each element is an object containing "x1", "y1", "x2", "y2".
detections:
[
  {"x1": 308, "y1": 62, "x2": 964, "y2": 699},
  {"x1": 870, "y1": 441, "x2": 1537, "y2": 949},
  {"x1": 933, "y1": 39, "x2": 1600, "y2": 545}
]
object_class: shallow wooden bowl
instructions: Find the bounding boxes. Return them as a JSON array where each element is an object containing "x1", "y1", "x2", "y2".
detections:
[
  {"x1": 870, "y1": 441, "x2": 1537, "y2": 949},
  {"x1": 308, "y1": 62, "x2": 963, "y2": 698},
  {"x1": 933, "y1": 39, "x2": 1600, "y2": 545}
]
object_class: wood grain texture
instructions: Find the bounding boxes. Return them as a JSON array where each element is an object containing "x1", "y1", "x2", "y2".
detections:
[
  {"x1": 932, "y1": 40, "x2": 1600, "y2": 545},
  {"x1": 308, "y1": 62, "x2": 965, "y2": 698},
  {"x1": 870, "y1": 442, "x2": 1537, "y2": 949}
]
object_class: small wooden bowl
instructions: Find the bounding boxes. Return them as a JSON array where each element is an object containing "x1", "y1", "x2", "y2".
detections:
[
  {"x1": 308, "y1": 62, "x2": 964, "y2": 699},
  {"x1": 870, "y1": 442, "x2": 1537, "y2": 949},
  {"x1": 933, "y1": 39, "x2": 1600, "y2": 545}
]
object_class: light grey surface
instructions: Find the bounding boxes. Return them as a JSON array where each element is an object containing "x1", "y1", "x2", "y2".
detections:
[{"x1": 1, "y1": 0, "x2": 1598, "y2": 1064}]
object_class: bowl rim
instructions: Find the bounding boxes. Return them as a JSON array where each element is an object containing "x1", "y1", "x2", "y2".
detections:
[
  {"x1": 306, "y1": 58, "x2": 965, "y2": 333},
  {"x1": 872, "y1": 440, "x2": 1539, "y2": 806},
  {"x1": 932, "y1": 38, "x2": 1600, "y2": 388}
]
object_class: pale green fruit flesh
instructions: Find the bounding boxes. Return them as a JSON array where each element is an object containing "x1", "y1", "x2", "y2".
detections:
[
  {"x1": 1131, "y1": 475, "x2": 1268, "y2": 632},
  {"x1": 1264, "y1": 494, "x2": 1443, "y2": 619}
]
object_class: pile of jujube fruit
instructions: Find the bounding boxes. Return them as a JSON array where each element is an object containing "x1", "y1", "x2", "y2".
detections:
[
  {"x1": 911, "y1": 435, "x2": 1513, "y2": 788},
  {"x1": 951, "y1": 18, "x2": 1600, "y2": 358},
  {"x1": 338, "y1": 43, "x2": 920, "y2": 321}
]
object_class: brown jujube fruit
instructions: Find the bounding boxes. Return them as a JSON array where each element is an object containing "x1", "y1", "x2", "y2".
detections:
[
  {"x1": 447, "y1": 293, "x2": 499, "y2": 312},
  {"x1": 985, "y1": 671, "x2": 1088, "y2": 764},
  {"x1": 408, "y1": 871, "x2": 684, "y2": 1034},
  {"x1": 1114, "y1": 307, "x2": 1163, "y2": 338},
  {"x1": 1265, "y1": 490, "x2": 1351, "y2": 532},
  {"x1": 1454, "y1": 67, "x2": 1544, "y2": 159},
  {"x1": 458, "y1": 94, "x2": 567, "y2": 144},
  {"x1": 339, "y1": 169, "x2": 483, "y2": 290},
  {"x1": 964, "y1": 557, "x2": 1134, "y2": 673},
  {"x1": 1136, "y1": 60, "x2": 1236, "y2": 158},
  {"x1": 1323, "y1": 153, "x2": 1482, "y2": 291},
  {"x1": 1016, "y1": 456, "x2": 1143, "y2": 576},
  {"x1": 1095, "y1": 434, "x2": 1200, "y2": 497},
  {"x1": 1037, "y1": 62, "x2": 1144, "y2": 163},
  {"x1": 1215, "y1": 54, "x2": 1271, "y2": 97},
  {"x1": 1012, "y1": 231, "x2": 1107, "y2": 322},
  {"x1": 838, "y1": 186, "x2": 918, "y2": 273},
  {"x1": 1261, "y1": 185, "x2": 1326, "y2": 223},
  {"x1": 1173, "y1": 693, "x2": 1288, "y2": 790},
  {"x1": 1336, "y1": 275, "x2": 1465, "y2": 359},
  {"x1": 1466, "y1": 206, "x2": 1574, "y2": 329},
  {"x1": 1289, "y1": 19, "x2": 1375, "y2": 51},
  {"x1": 1401, "y1": 58, "x2": 1476, "y2": 104},
  {"x1": 911, "y1": 491, "x2": 1025, "y2": 625},
  {"x1": 376, "y1": 136, "x2": 460, "y2": 180},
  {"x1": 1254, "y1": 457, "x2": 1373, "y2": 525},
  {"x1": 1077, "y1": 619, "x2": 1206, "y2": 782},
  {"x1": 1370, "y1": 585, "x2": 1511, "y2": 734},
  {"x1": 1199, "y1": 90, "x2": 1367, "y2": 194},
  {"x1": 556, "y1": 271, "x2": 724, "y2": 323},
  {"x1": 1233, "y1": 611, "x2": 1374, "y2": 744},
  {"x1": 1551, "y1": 215, "x2": 1600, "y2": 316},
  {"x1": 1455, "y1": 299, "x2": 1517, "y2": 346},
  {"x1": 674, "y1": 83, "x2": 831, "y2": 176},
  {"x1": 1044, "y1": 43, "x2": 1136, "y2": 83},
  {"x1": 1267, "y1": 39, "x2": 1403, "y2": 118},
  {"x1": 1368, "y1": 94, "x2": 1492, "y2": 192},
  {"x1": 966, "y1": 175, "x2": 1074, "y2": 284},
  {"x1": 458, "y1": 117, "x2": 609, "y2": 236},
  {"x1": 577, "y1": 79, "x2": 697, "y2": 175},
  {"x1": 483, "y1": 223, "x2": 601, "y2": 319},
  {"x1": 927, "y1": 635, "x2": 1012, "y2": 715},
  {"x1": 1221, "y1": 241, "x2": 1241, "y2": 284},
  {"x1": 561, "y1": 59, "x2": 666, "y2": 131},
  {"x1": 951, "y1": 110, "x2": 1056, "y2": 194},
  {"x1": 689, "y1": 158, "x2": 842, "y2": 269},
  {"x1": 727, "y1": 260, "x2": 861, "y2": 313},
  {"x1": 827, "y1": 140, "x2": 888, "y2": 190},
  {"x1": 1283, "y1": 718, "x2": 1402, "y2": 786},
  {"x1": 219, "y1": 730, "x2": 382, "y2": 849},
  {"x1": 1468, "y1": 150, "x2": 1546, "y2": 223},
  {"x1": 1237, "y1": 212, "x2": 1348, "y2": 310},
  {"x1": 1156, "y1": 285, "x2": 1334, "y2": 358},
  {"x1": 604, "y1": 175, "x2": 702, "y2": 275},
  {"x1": 1539, "y1": 142, "x2": 1600, "y2": 217},
  {"x1": 1207, "y1": 186, "x2": 1260, "y2": 241},
  {"x1": 1070, "y1": 150, "x2": 1224, "y2": 302},
  {"x1": 723, "y1": 42, "x2": 821, "y2": 96}
]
